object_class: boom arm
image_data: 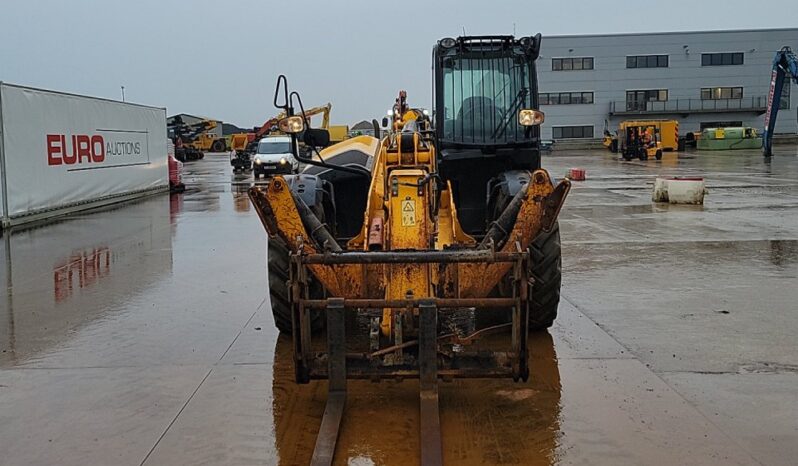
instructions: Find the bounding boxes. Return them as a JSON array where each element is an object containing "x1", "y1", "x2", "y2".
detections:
[
  {"x1": 168, "y1": 118, "x2": 217, "y2": 143},
  {"x1": 763, "y1": 47, "x2": 798, "y2": 157},
  {"x1": 251, "y1": 103, "x2": 332, "y2": 141}
]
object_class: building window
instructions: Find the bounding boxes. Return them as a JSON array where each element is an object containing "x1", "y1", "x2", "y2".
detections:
[
  {"x1": 701, "y1": 52, "x2": 744, "y2": 66},
  {"x1": 540, "y1": 91, "x2": 594, "y2": 105},
  {"x1": 552, "y1": 57, "x2": 594, "y2": 71},
  {"x1": 701, "y1": 87, "x2": 743, "y2": 100},
  {"x1": 626, "y1": 55, "x2": 668, "y2": 68},
  {"x1": 553, "y1": 126, "x2": 594, "y2": 139},
  {"x1": 626, "y1": 89, "x2": 668, "y2": 111}
]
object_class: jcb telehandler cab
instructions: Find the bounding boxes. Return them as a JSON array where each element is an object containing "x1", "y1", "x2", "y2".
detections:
[
  {"x1": 434, "y1": 35, "x2": 562, "y2": 327},
  {"x1": 248, "y1": 35, "x2": 570, "y2": 465}
]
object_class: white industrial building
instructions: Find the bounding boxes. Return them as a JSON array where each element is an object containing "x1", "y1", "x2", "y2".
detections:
[{"x1": 537, "y1": 28, "x2": 798, "y2": 140}]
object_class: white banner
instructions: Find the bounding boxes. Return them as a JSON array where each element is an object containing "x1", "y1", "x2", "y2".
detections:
[{"x1": 0, "y1": 83, "x2": 168, "y2": 219}]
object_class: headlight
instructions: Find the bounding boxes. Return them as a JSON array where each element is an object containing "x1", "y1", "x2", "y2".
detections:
[
  {"x1": 518, "y1": 109, "x2": 545, "y2": 126},
  {"x1": 439, "y1": 37, "x2": 456, "y2": 48},
  {"x1": 278, "y1": 116, "x2": 304, "y2": 134},
  {"x1": 279, "y1": 157, "x2": 287, "y2": 165},
  {"x1": 254, "y1": 159, "x2": 262, "y2": 164}
]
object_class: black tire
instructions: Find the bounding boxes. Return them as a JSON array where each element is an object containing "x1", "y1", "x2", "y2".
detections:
[
  {"x1": 212, "y1": 140, "x2": 225, "y2": 152},
  {"x1": 528, "y1": 223, "x2": 562, "y2": 330},
  {"x1": 655, "y1": 150, "x2": 662, "y2": 160},
  {"x1": 478, "y1": 223, "x2": 562, "y2": 331},
  {"x1": 268, "y1": 237, "x2": 324, "y2": 334}
]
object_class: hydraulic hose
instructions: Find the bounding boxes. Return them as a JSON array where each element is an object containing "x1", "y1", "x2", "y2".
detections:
[
  {"x1": 291, "y1": 192, "x2": 342, "y2": 252},
  {"x1": 479, "y1": 184, "x2": 528, "y2": 250}
]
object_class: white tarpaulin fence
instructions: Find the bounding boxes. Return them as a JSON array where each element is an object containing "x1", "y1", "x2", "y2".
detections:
[{"x1": 0, "y1": 83, "x2": 168, "y2": 227}]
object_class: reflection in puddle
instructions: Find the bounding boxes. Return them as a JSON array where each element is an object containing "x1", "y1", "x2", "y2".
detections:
[
  {"x1": 0, "y1": 197, "x2": 173, "y2": 366},
  {"x1": 769, "y1": 240, "x2": 798, "y2": 266},
  {"x1": 233, "y1": 182, "x2": 252, "y2": 213},
  {"x1": 53, "y1": 247, "x2": 112, "y2": 303}
]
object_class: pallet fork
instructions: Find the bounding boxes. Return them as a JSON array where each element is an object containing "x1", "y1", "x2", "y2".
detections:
[{"x1": 289, "y1": 247, "x2": 540, "y2": 465}]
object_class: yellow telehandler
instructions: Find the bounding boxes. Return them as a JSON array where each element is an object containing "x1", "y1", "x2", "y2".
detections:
[{"x1": 249, "y1": 35, "x2": 570, "y2": 465}]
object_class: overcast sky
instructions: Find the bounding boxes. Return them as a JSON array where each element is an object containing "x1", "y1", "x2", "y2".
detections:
[{"x1": 1, "y1": 0, "x2": 796, "y2": 127}]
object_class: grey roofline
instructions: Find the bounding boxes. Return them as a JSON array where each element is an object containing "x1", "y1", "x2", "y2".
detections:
[
  {"x1": 0, "y1": 82, "x2": 166, "y2": 111},
  {"x1": 544, "y1": 26, "x2": 798, "y2": 40}
]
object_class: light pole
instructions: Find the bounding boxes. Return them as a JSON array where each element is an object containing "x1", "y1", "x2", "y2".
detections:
[{"x1": 121, "y1": 86, "x2": 125, "y2": 102}]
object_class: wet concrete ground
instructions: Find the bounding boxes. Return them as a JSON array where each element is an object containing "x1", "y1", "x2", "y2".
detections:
[{"x1": 1, "y1": 146, "x2": 797, "y2": 465}]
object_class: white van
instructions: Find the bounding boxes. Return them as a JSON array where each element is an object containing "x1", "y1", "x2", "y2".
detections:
[{"x1": 253, "y1": 136, "x2": 299, "y2": 177}]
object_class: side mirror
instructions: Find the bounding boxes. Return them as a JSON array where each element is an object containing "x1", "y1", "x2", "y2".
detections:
[
  {"x1": 382, "y1": 117, "x2": 389, "y2": 128},
  {"x1": 303, "y1": 128, "x2": 330, "y2": 148},
  {"x1": 372, "y1": 119, "x2": 381, "y2": 140}
]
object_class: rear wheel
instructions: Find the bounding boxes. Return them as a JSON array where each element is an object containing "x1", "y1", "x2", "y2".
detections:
[
  {"x1": 212, "y1": 140, "x2": 225, "y2": 152},
  {"x1": 655, "y1": 150, "x2": 663, "y2": 160},
  {"x1": 268, "y1": 237, "x2": 324, "y2": 334}
]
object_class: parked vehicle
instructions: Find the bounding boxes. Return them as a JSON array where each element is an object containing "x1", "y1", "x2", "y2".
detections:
[
  {"x1": 252, "y1": 136, "x2": 299, "y2": 178},
  {"x1": 607, "y1": 120, "x2": 679, "y2": 154},
  {"x1": 620, "y1": 122, "x2": 663, "y2": 161},
  {"x1": 698, "y1": 127, "x2": 762, "y2": 150},
  {"x1": 249, "y1": 35, "x2": 571, "y2": 462}
]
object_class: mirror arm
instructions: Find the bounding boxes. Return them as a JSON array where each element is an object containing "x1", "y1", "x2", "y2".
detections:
[
  {"x1": 274, "y1": 75, "x2": 290, "y2": 109},
  {"x1": 280, "y1": 85, "x2": 370, "y2": 179}
]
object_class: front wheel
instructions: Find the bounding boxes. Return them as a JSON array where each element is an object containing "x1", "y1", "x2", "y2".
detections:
[
  {"x1": 479, "y1": 223, "x2": 562, "y2": 331},
  {"x1": 268, "y1": 238, "x2": 324, "y2": 334},
  {"x1": 528, "y1": 223, "x2": 562, "y2": 329},
  {"x1": 655, "y1": 150, "x2": 663, "y2": 160}
]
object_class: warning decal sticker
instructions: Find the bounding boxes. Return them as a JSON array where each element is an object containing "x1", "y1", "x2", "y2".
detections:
[{"x1": 401, "y1": 198, "x2": 416, "y2": 226}]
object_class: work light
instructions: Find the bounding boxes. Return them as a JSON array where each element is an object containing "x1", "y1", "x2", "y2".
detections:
[
  {"x1": 278, "y1": 116, "x2": 304, "y2": 134},
  {"x1": 518, "y1": 109, "x2": 545, "y2": 126}
]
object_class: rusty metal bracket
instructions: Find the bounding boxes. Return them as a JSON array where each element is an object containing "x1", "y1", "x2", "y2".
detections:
[{"x1": 541, "y1": 179, "x2": 571, "y2": 233}]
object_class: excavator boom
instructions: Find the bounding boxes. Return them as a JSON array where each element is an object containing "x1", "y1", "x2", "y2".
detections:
[{"x1": 764, "y1": 47, "x2": 798, "y2": 157}]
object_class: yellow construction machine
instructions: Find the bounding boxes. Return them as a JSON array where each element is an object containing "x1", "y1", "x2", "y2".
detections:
[{"x1": 249, "y1": 35, "x2": 570, "y2": 465}]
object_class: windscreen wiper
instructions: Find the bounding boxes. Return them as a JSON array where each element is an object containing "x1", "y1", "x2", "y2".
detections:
[{"x1": 492, "y1": 88, "x2": 529, "y2": 139}]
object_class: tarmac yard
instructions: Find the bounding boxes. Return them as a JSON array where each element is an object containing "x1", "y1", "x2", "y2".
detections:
[{"x1": 1, "y1": 147, "x2": 797, "y2": 465}]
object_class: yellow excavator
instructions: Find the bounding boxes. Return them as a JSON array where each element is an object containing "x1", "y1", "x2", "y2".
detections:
[{"x1": 249, "y1": 35, "x2": 570, "y2": 465}]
